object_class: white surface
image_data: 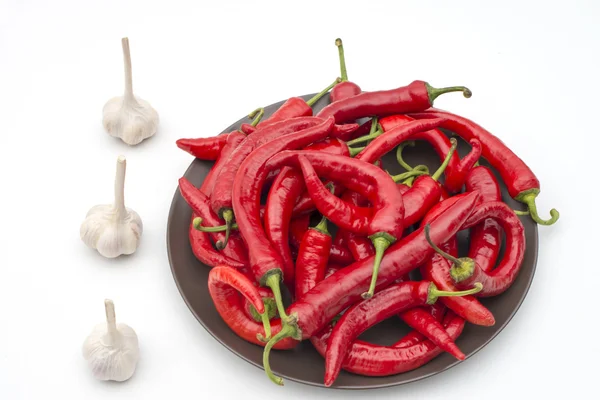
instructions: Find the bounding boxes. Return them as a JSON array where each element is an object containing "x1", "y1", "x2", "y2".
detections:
[{"x1": 0, "y1": 0, "x2": 597, "y2": 398}]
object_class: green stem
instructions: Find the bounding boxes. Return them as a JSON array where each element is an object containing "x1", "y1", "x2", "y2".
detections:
[
  {"x1": 312, "y1": 215, "x2": 329, "y2": 235},
  {"x1": 348, "y1": 146, "x2": 365, "y2": 157},
  {"x1": 431, "y1": 138, "x2": 457, "y2": 181},
  {"x1": 248, "y1": 107, "x2": 265, "y2": 126},
  {"x1": 346, "y1": 129, "x2": 382, "y2": 146},
  {"x1": 192, "y1": 217, "x2": 239, "y2": 232},
  {"x1": 306, "y1": 78, "x2": 342, "y2": 107},
  {"x1": 369, "y1": 117, "x2": 379, "y2": 135},
  {"x1": 403, "y1": 176, "x2": 416, "y2": 187},
  {"x1": 390, "y1": 169, "x2": 428, "y2": 183},
  {"x1": 262, "y1": 323, "x2": 296, "y2": 386},
  {"x1": 265, "y1": 274, "x2": 291, "y2": 323},
  {"x1": 427, "y1": 282, "x2": 483, "y2": 304},
  {"x1": 216, "y1": 209, "x2": 234, "y2": 250},
  {"x1": 362, "y1": 234, "x2": 394, "y2": 299},
  {"x1": 514, "y1": 209, "x2": 529, "y2": 216},
  {"x1": 395, "y1": 141, "x2": 416, "y2": 171},
  {"x1": 426, "y1": 83, "x2": 473, "y2": 104},
  {"x1": 423, "y1": 224, "x2": 461, "y2": 265},
  {"x1": 425, "y1": 224, "x2": 476, "y2": 283},
  {"x1": 515, "y1": 191, "x2": 560, "y2": 226},
  {"x1": 335, "y1": 38, "x2": 348, "y2": 81}
]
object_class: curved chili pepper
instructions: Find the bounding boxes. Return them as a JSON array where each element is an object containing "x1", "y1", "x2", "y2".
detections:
[
  {"x1": 323, "y1": 280, "x2": 480, "y2": 386},
  {"x1": 409, "y1": 108, "x2": 559, "y2": 225},
  {"x1": 295, "y1": 215, "x2": 331, "y2": 299},
  {"x1": 264, "y1": 167, "x2": 305, "y2": 289},
  {"x1": 316, "y1": 80, "x2": 471, "y2": 124},
  {"x1": 329, "y1": 233, "x2": 354, "y2": 265},
  {"x1": 243, "y1": 287, "x2": 278, "y2": 324},
  {"x1": 261, "y1": 191, "x2": 480, "y2": 385},
  {"x1": 289, "y1": 214, "x2": 311, "y2": 250},
  {"x1": 329, "y1": 38, "x2": 361, "y2": 103},
  {"x1": 436, "y1": 201, "x2": 526, "y2": 297},
  {"x1": 208, "y1": 266, "x2": 296, "y2": 349},
  {"x1": 187, "y1": 217, "x2": 246, "y2": 268},
  {"x1": 176, "y1": 134, "x2": 229, "y2": 160},
  {"x1": 179, "y1": 177, "x2": 249, "y2": 266},
  {"x1": 465, "y1": 166, "x2": 502, "y2": 272},
  {"x1": 231, "y1": 117, "x2": 335, "y2": 325},
  {"x1": 266, "y1": 151, "x2": 405, "y2": 299},
  {"x1": 380, "y1": 114, "x2": 481, "y2": 193},
  {"x1": 339, "y1": 190, "x2": 374, "y2": 261},
  {"x1": 200, "y1": 131, "x2": 247, "y2": 197},
  {"x1": 258, "y1": 78, "x2": 341, "y2": 126}
]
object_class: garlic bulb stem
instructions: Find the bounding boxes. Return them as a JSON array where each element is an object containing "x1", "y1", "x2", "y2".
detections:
[
  {"x1": 114, "y1": 156, "x2": 127, "y2": 219},
  {"x1": 122, "y1": 38, "x2": 135, "y2": 102},
  {"x1": 104, "y1": 299, "x2": 118, "y2": 345}
]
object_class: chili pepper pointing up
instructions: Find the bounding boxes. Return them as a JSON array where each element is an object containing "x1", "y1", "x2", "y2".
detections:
[
  {"x1": 295, "y1": 215, "x2": 331, "y2": 299},
  {"x1": 329, "y1": 38, "x2": 361, "y2": 103},
  {"x1": 266, "y1": 151, "x2": 405, "y2": 299}
]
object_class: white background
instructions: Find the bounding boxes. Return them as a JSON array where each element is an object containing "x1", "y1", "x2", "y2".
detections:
[{"x1": 0, "y1": 0, "x2": 597, "y2": 398}]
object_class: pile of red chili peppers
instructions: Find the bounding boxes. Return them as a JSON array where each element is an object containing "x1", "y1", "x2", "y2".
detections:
[{"x1": 175, "y1": 38, "x2": 559, "y2": 387}]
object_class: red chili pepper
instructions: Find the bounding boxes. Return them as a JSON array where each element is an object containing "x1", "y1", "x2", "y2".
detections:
[
  {"x1": 261, "y1": 191, "x2": 479, "y2": 385},
  {"x1": 409, "y1": 108, "x2": 559, "y2": 225},
  {"x1": 264, "y1": 167, "x2": 305, "y2": 289},
  {"x1": 338, "y1": 190, "x2": 374, "y2": 261},
  {"x1": 176, "y1": 134, "x2": 229, "y2": 160},
  {"x1": 289, "y1": 214, "x2": 311, "y2": 250},
  {"x1": 243, "y1": 287, "x2": 278, "y2": 324},
  {"x1": 295, "y1": 215, "x2": 331, "y2": 299},
  {"x1": 231, "y1": 117, "x2": 335, "y2": 325},
  {"x1": 200, "y1": 131, "x2": 247, "y2": 196},
  {"x1": 324, "y1": 263, "x2": 344, "y2": 279},
  {"x1": 266, "y1": 151, "x2": 405, "y2": 299},
  {"x1": 323, "y1": 280, "x2": 480, "y2": 386},
  {"x1": 329, "y1": 38, "x2": 361, "y2": 103},
  {"x1": 208, "y1": 266, "x2": 296, "y2": 348},
  {"x1": 329, "y1": 234, "x2": 354, "y2": 265},
  {"x1": 187, "y1": 217, "x2": 246, "y2": 269},
  {"x1": 178, "y1": 177, "x2": 249, "y2": 266},
  {"x1": 258, "y1": 79, "x2": 341, "y2": 126},
  {"x1": 379, "y1": 114, "x2": 481, "y2": 193},
  {"x1": 316, "y1": 81, "x2": 471, "y2": 124},
  {"x1": 437, "y1": 201, "x2": 526, "y2": 297},
  {"x1": 465, "y1": 166, "x2": 502, "y2": 272}
]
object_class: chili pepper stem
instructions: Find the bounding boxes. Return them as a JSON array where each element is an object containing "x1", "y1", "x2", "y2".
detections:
[
  {"x1": 265, "y1": 274, "x2": 294, "y2": 323},
  {"x1": 514, "y1": 209, "x2": 530, "y2": 216},
  {"x1": 390, "y1": 169, "x2": 427, "y2": 183},
  {"x1": 306, "y1": 78, "x2": 342, "y2": 107},
  {"x1": 431, "y1": 138, "x2": 457, "y2": 181},
  {"x1": 362, "y1": 235, "x2": 394, "y2": 299},
  {"x1": 312, "y1": 215, "x2": 330, "y2": 235},
  {"x1": 395, "y1": 141, "x2": 416, "y2": 171},
  {"x1": 515, "y1": 190, "x2": 559, "y2": 226},
  {"x1": 424, "y1": 224, "x2": 476, "y2": 283},
  {"x1": 335, "y1": 38, "x2": 348, "y2": 82},
  {"x1": 426, "y1": 83, "x2": 472, "y2": 103},
  {"x1": 348, "y1": 146, "x2": 365, "y2": 157},
  {"x1": 248, "y1": 107, "x2": 265, "y2": 126},
  {"x1": 192, "y1": 217, "x2": 239, "y2": 233},
  {"x1": 250, "y1": 298, "x2": 277, "y2": 342},
  {"x1": 262, "y1": 323, "x2": 296, "y2": 386},
  {"x1": 216, "y1": 209, "x2": 234, "y2": 249},
  {"x1": 346, "y1": 129, "x2": 383, "y2": 146},
  {"x1": 427, "y1": 282, "x2": 483, "y2": 304}
]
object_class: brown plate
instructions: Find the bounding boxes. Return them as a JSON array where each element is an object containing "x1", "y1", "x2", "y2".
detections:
[{"x1": 166, "y1": 94, "x2": 538, "y2": 389}]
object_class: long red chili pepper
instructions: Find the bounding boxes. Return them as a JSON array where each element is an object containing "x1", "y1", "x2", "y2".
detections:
[
  {"x1": 316, "y1": 80, "x2": 471, "y2": 124},
  {"x1": 295, "y1": 215, "x2": 331, "y2": 299},
  {"x1": 380, "y1": 114, "x2": 481, "y2": 193},
  {"x1": 258, "y1": 78, "x2": 341, "y2": 126},
  {"x1": 261, "y1": 191, "x2": 479, "y2": 385},
  {"x1": 323, "y1": 280, "x2": 480, "y2": 386},
  {"x1": 208, "y1": 266, "x2": 296, "y2": 348},
  {"x1": 329, "y1": 234, "x2": 354, "y2": 265},
  {"x1": 231, "y1": 117, "x2": 335, "y2": 325},
  {"x1": 465, "y1": 166, "x2": 502, "y2": 272},
  {"x1": 176, "y1": 134, "x2": 228, "y2": 160},
  {"x1": 264, "y1": 167, "x2": 305, "y2": 288},
  {"x1": 434, "y1": 201, "x2": 526, "y2": 297},
  {"x1": 409, "y1": 108, "x2": 559, "y2": 225},
  {"x1": 199, "y1": 131, "x2": 247, "y2": 196},
  {"x1": 329, "y1": 38, "x2": 361, "y2": 103},
  {"x1": 266, "y1": 151, "x2": 405, "y2": 299},
  {"x1": 289, "y1": 214, "x2": 310, "y2": 250},
  {"x1": 187, "y1": 218, "x2": 246, "y2": 269}
]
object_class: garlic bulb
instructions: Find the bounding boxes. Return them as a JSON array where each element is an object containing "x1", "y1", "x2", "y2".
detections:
[
  {"x1": 102, "y1": 37, "x2": 159, "y2": 146},
  {"x1": 82, "y1": 299, "x2": 139, "y2": 382},
  {"x1": 80, "y1": 155, "x2": 143, "y2": 258}
]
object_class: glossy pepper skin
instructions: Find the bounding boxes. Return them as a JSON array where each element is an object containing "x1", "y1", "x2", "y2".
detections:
[
  {"x1": 329, "y1": 38, "x2": 361, "y2": 103},
  {"x1": 465, "y1": 166, "x2": 502, "y2": 272},
  {"x1": 420, "y1": 190, "x2": 496, "y2": 326},
  {"x1": 295, "y1": 216, "x2": 331, "y2": 300},
  {"x1": 231, "y1": 117, "x2": 336, "y2": 322},
  {"x1": 316, "y1": 80, "x2": 471, "y2": 124},
  {"x1": 379, "y1": 114, "x2": 482, "y2": 193},
  {"x1": 179, "y1": 178, "x2": 249, "y2": 267},
  {"x1": 200, "y1": 131, "x2": 246, "y2": 196},
  {"x1": 176, "y1": 133, "x2": 229, "y2": 160},
  {"x1": 207, "y1": 266, "x2": 297, "y2": 349},
  {"x1": 451, "y1": 201, "x2": 526, "y2": 297},
  {"x1": 409, "y1": 108, "x2": 559, "y2": 225},
  {"x1": 264, "y1": 167, "x2": 305, "y2": 288},
  {"x1": 289, "y1": 215, "x2": 310, "y2": 250},
  {"x1": 323, "y1": 280, "x2": 475, "y2": 386},
  {"x1": 329, "y1": 234, "x2": 354, "y2": 266}
]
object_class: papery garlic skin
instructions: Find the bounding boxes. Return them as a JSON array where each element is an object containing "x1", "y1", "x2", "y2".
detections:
[
  {"x1": 80, "y1": 156, "x2": 143, "y2": 258},
  {"x1": 103, "y1": 37, "x2": 158, "y2": 146},
  {"x1": 83, "y1": 300, "x2": 139, "y2": 382}
]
